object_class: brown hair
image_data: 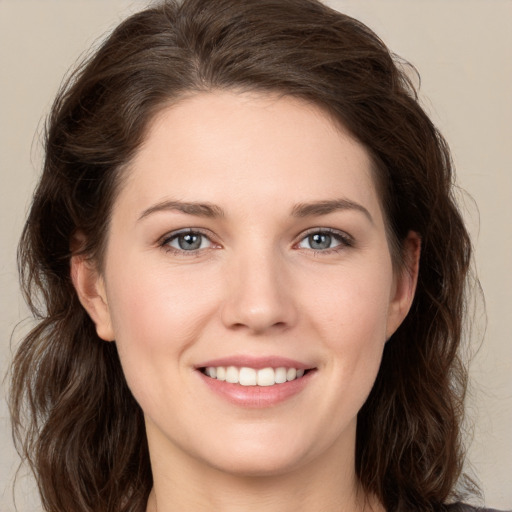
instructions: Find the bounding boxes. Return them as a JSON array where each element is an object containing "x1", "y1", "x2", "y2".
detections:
[{"x1": 10, "y1": 0, "x2": 475, "y2": 510}]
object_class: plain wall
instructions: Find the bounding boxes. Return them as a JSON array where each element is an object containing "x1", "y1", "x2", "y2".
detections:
[{"x1": 1, "y1": 1, "x2": 510, "y2": 510}]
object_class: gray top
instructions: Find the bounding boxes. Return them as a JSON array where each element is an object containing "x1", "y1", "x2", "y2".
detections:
[{"x1": 447, "y1": 504, "x2": 510, "y2": 512}]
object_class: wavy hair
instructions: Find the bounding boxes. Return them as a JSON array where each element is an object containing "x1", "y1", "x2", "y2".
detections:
[{"x1": 10, "y1": 0, "x2": 475, "y2": 510}]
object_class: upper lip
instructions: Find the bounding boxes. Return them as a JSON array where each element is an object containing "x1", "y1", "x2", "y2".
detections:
[{"x1": 195, "y1": 355, "x2": 314, "y2": 370}]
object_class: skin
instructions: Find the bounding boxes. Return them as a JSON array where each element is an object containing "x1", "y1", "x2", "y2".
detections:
[{"x1": 72, "y1": 91, "x2": 420, "y2": 512}]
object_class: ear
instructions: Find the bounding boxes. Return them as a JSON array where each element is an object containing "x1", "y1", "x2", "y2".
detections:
[
  {"x1": 386, "y1": 231, "x2": 421, "y2": 340},
  {"x1": 70, "y1": 250, "x2": 115, "y2": 342}
]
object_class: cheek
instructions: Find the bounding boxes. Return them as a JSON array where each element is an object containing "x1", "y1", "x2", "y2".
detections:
[
  {"x1": 103, "y1": 277, "x2": 203, "y2": 422},
  {"x1": 304, "y1": 258, "x2": 393, "y2": 393},
  {"x1": 306, "y1": 259, "x2": 394, "y2": 340},
  {"x1": 106, "y1": 255, "x2": 217, "y2": 339},
  {"x1": 103, "y1": 259, "x2": 220, "y2": 391}
]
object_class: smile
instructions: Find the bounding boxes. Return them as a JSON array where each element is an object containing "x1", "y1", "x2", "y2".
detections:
[
  {"x1": 201, "y1": 366, "x2": 307, "y2": 386},
  {"x1": 196, "y1": 357, "x2": 316, "y2": 407}
]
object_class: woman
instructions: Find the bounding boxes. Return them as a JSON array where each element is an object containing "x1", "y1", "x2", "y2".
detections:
[{"x1": 9, "y1": 0, "x2": 503, "y2": 511}]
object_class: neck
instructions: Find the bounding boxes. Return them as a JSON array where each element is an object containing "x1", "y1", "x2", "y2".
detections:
[
  {"x1": 146, "y1": 472, "x2": 376, "y2": 512},
  {"x1": 145, "y1": 425, "x2": 384, "y2": 512}
]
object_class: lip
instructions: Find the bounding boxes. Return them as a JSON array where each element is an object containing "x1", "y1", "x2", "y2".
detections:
[
  {"x1": 195, "y1": 355, "x2": 313, "y2": 370},
  {"x1": 195, "y1": 356, "x2": 316, "y2": 408}
]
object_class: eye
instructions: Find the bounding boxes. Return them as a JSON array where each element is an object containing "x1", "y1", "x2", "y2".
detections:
[
  {"x1": 162, "y1": 230, "x2": 214, "y2": 253},
  {"x1": 297, "y1": 229, "x2": 353, "y2": 252}
]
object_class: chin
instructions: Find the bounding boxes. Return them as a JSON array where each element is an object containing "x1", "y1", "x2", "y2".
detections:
[
  {"x1": 207, "y1": 452, "x2": 307, "y2": 479},
  {"x1": 195, "y1": 433, "x2": 314, "y2": 478}
]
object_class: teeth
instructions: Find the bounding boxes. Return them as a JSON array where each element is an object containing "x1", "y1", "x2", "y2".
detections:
[
  {"x1": 216, "y1": 367, "x2": 226, "y2": 381},
  {"x1": 203, "y1": 366, "x2": 308, "y2": 386},
  {"x1": 286, "y1": 367, "x2": 296, "y2": 381},
  {"x1": 239, "y1": 367, "x2": 257, "y2": 386},
  {"x1": 225, "y1": 366, "x2": 239, "y2": 384},
  {"x1": 275, "y1": 367, "x2": 287, "y2": 384},
  {"x1": 257, "y1": 367, "x2": 275, "y2": 386}
]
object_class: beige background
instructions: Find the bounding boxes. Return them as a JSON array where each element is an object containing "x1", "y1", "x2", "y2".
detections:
[{"x1": 1, "y1": 1, "x2": 510, "y2": 510}]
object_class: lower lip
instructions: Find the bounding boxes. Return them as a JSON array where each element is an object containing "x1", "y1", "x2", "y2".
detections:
[{"x1": 197, "y1": 370, "x2": 315, "y2": 408}]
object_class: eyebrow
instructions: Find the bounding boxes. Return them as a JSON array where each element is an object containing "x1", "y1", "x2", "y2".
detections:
[
  {"x1": 291, "y1": 199, "x2": 374, "y2": 224},
  {"x1": 138, "y1": 198, "x2": 373, "y2": 223},
  {"x1": 138, "y1": 200, "x2": 225, "y2": 221}
]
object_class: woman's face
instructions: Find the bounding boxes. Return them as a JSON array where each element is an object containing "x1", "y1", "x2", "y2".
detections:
[{"x1": 79, "y1": 91, "x2": 417, "y2": 478}]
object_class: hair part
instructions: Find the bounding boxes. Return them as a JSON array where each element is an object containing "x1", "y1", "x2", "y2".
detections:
[{"x1": 11, "y1": 1, "x2": 476, "y2": 511}]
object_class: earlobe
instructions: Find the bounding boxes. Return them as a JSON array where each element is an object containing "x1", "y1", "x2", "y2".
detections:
[
  {"x1": 386, "y1": 231, "x2": 421, "y2": 340},
  {"x1": 70, "y1": 253, "x2": 115, "y2": 342}
]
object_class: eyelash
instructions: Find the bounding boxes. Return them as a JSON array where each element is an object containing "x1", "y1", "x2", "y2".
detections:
[
  {"x1": 159, "y1": 228, "x2": 217, "y2": 256},
  {"x1": 295, "y1": 228, "x2": 354, "y2": 254},
  {"x1": 159, "y1": 227, "x2": 354, "y2": 256}
]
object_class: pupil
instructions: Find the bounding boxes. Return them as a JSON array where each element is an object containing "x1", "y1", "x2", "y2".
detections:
[
  {"x1": 310, "y1": 233, "x2": 331, "y2": 250},
  {"x1": 179, "y1": 233, "x2": 201, "y2": 250}
]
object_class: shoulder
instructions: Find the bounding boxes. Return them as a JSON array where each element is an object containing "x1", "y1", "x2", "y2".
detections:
[{"x1": 445, "y1": 504, "x2": 511, "y2": 512}]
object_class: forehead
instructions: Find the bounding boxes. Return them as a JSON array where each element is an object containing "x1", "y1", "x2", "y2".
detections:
[{"x1": 117, "y1": 91, "x2": 382, "y2": 221}]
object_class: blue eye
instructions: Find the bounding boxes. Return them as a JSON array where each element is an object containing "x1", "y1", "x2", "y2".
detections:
[
  {"x1": 297, "y1": 230, "x2": 351, "y2": 251},
  {"x1": 164, "y1": 231, "x2": 213, "y2": 252}
]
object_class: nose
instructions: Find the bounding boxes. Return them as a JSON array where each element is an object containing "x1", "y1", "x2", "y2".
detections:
[{"x1": 220, "y1": 247, "x2": 298, "y2": 335}]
